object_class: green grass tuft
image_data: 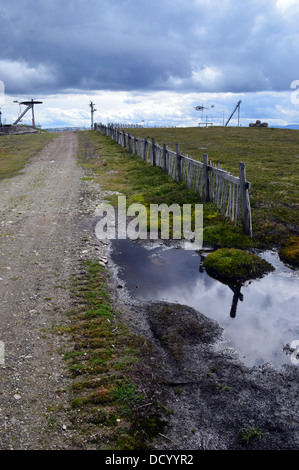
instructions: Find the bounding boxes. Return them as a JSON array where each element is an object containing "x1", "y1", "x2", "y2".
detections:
[{"x1": 203, "y1": 248, "x2": 275, "y2": 284}]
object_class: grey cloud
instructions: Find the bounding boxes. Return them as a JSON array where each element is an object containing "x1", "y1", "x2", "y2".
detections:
[{"x1": 1, "y1": 0, "x2": 299, "y2": 95}]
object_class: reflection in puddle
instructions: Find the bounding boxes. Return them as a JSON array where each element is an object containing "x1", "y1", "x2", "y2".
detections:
[{"x1": 110, "y1": 239, "x2": 299, "y2": 368}]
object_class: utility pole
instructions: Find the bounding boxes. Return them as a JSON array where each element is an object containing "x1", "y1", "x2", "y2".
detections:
[
  {"x1": 90, "y1": 101, "x2": 96, "y2": 129},
  {"x1": 224, "y1": 100, "x2": 242, "y2": 127}
]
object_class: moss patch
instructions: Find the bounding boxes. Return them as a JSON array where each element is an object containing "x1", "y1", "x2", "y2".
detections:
[
  {"x1": 203, "y1": 248, "x2": 275, "y2": 284},
  {"x1": 203, "y1": 224, "x2": 253, "y2": 249},
  {"x1": 279, "y1": 236, "x2": 299, "y2": 266}
]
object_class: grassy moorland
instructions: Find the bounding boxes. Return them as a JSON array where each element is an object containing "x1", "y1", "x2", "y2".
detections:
[
  {"x1": 120, "y1": 126, "x2": 299, "y2": 266},
  {"x1": 0, "y1": 133, "x2": 58, "y2": 180},
  {"x1": 79, "y1": 130, "x2": 253, "y2": 250}
]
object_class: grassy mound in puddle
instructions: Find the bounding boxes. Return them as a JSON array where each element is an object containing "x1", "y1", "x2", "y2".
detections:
[{"x1": 203, "y1": 248, "x2": 275, "y2": 284}]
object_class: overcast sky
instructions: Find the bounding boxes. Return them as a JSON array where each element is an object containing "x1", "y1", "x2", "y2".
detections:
[{"x1": 1, "y1": 0, "x2": 299, "y2": 127}]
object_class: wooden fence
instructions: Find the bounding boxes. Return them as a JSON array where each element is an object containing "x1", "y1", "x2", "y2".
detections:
[{"x1": 94, "y1": 123, "x2": 252, "y2": 236}]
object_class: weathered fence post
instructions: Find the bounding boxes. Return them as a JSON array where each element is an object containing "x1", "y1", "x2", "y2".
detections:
[
  {"x1": 143, "y1": 138, "x2": 147, "y2": 161},
  {"x1": 128, "y1": 133, "x2": 132, "y2": 153},
  {"x1": 133, "y1": 135, "x2": 137, "y2": 155},
  {"x1": 239, "y1": 162, "x2": 252, "y2": 236},
  {"x1": 163, "y1": 143, "x2": 167, "y2": 172},
  {"x1": 176, "y1": 144, "x2": 182, "y2": 182},
  {"x1": 203, "y1": 154, "x2": 210, "y2": 202},
  {"x1": 152, "y1": 138, "x2": 156, "y2": 167}
]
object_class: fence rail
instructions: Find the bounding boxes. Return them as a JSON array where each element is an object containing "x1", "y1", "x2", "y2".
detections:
[{"x1": 94, "y1": 123, "x2": 252, "y2": 236}]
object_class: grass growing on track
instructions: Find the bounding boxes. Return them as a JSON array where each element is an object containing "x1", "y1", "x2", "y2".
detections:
[
  {"x1": 0, "y1": 133, "x2": 58, "y2": 180},
  {"x1": 65, "y1": 259, "x2": 167, "y2": 449}
]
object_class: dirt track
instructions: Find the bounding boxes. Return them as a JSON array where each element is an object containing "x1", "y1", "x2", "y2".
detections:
[
  {"x1": 0, "y1": 131, "x2": 298, "y2": 451},
  {"x1": 0, "y1": 132, "x2": 94, "y2": 449}
]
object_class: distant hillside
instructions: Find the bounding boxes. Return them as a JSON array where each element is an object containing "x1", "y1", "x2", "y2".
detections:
[{"x1": 271, "y1": 124, "x2": 299, "y2": 130}]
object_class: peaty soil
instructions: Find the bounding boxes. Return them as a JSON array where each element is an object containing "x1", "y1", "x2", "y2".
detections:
[{"x1": 0, "y1": 131, "x2": 298, "y2": 450}]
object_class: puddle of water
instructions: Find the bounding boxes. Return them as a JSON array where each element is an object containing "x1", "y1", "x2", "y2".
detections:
[{"x1": 110, "y1": 238, "x2": 299, "y2": 368}]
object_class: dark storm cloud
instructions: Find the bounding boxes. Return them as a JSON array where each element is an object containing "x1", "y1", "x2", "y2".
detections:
[{"x1": 1, "y1": 0, "x2": 299, "y2": 95}]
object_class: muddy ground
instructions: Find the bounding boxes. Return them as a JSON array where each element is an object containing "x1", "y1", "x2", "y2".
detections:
[{"x1": 0, "y1": 131, "x2": 298, "y2": 450}]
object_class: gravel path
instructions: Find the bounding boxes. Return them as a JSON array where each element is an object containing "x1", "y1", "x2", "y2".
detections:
[{"x1": 0, "y1": 132, "x2": 95, "y2": 449}]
